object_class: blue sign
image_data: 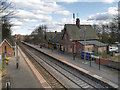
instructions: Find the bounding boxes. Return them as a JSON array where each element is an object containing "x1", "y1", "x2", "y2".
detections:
[{"x1": 91, "y1": 55, "x2": 100, "y2": 59}]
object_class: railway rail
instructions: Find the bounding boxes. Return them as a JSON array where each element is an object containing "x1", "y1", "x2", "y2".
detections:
[
  {"x1": 19, "y1": 43, "x2": 67, "y2": 89},
  {"x1": 19, "y1": 42, "x2": 111, "y2": 89}
]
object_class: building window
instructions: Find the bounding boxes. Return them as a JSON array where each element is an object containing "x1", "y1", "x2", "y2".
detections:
[
  {"x1": 73, "y1": 45, "x2": 76, "y2": 53},
  {"x1": 68, "y1": 45, "x2": 71, "y2": 52},
  {"x1": 4, "y1": 46, "x2": 7, "y2": 54}
]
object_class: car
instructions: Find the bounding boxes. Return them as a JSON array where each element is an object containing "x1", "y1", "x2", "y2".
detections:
[{"x1": 109, "y1": 46, "x2": 118, "y2": 52}]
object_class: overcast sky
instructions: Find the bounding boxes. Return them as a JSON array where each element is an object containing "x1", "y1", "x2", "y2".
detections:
[{"x1": 7, "y1": 0, "x2": 119, "y2": 35}]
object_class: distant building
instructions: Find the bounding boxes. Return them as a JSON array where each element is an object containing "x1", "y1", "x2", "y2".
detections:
[
  {"x1": 15, "y1": 34, "x2": 24, "y2": 40},
  {"x1": 0, "y1": 39, "x2": 15, "y2": 57}
]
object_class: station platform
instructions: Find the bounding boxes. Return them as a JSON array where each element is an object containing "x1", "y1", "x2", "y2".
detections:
[
  {"x1": 3, "y1": 46, "x2": 50, "y2": 88},
  {"x1": 25, "y1": 43, "x2": 119, "y2": 89}
]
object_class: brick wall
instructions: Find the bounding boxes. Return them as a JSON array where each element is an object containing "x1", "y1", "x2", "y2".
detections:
[
  {"x1": 75, "y1": 42, "x2": 84, "y2": 55},
  {"x1": 85, "y1": 45, "x2": 94, "y2": 52},
  {"x1": 98, "y1": 46, "x2": 107, "y2": 53},
  {"x1": 63, "y1": 30, "x2": 73, "y2": 54},
  {"x1": 2, "y1": 41, "x2": 13, "y2": 56},
  {"x1": 63, "y1": 30, "x2": 86, "y2": 55}
]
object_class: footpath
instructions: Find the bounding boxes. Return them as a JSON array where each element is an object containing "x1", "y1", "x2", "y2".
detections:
[
  {"x1": 26, "y1": 43, "x2": 119, "y2": 88},
  {"x1": 3, "y1": 46, "x2": 43, "y2": 88}
]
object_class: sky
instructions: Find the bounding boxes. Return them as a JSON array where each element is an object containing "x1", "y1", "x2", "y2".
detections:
[{"x1": 6, "y1": 0, "x2": 119, "y2": 35}]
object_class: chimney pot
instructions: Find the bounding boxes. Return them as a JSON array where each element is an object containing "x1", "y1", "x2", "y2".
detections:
[{"x1": 76, "y1": 18, "x2": 80, "y2": 28}]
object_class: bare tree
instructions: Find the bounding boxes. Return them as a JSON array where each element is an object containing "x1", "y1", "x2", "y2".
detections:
[
  {"x1": 0, "y1": 0, "x2": 15, "y2": 40},
  {"x1": 0, "y1": 0, "x2": 15, "y2": 18},
  {"x1": 29, "y1": 24, "x2": 48, "y2": 44}
]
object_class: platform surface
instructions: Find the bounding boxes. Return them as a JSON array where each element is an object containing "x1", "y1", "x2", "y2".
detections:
[
  {"x1": 26, "y1": 43, "x2": 119, "y2": 88},
  {"x1": 5, "y1": 47, "x2": 43, "y2": 88}
]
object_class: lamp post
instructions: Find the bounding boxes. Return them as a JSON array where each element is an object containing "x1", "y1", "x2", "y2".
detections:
[
  {"x1": 83, "y1": 25, "x2": 86, "y2": 63},
  {"x1": 15, "y1": 42, "x2": 19, "y2": 69}
]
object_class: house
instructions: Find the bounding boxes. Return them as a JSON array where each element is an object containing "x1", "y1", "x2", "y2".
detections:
[
  {"x1": 0, "y1": 39, "x2": 15, "y2": 57},
  {"x1": 62, "y1": 18, "x2": 108, "y2": 55}
]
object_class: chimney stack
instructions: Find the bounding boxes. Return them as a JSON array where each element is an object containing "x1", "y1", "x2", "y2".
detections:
[
  {"x1": 76, "y1": 18, "x2": 80, "y2": 28},
  {"x1": 55, "y1": 31, "x2": 57, "y2": 34},
  {"x1": 61, "y1": 30, "x2": 64, "y2": 32}
]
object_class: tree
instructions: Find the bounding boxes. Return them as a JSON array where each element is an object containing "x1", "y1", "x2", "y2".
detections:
[
  {"x1": 0, "y1": 0, "x2": 15, "y2": 41},
  {"x1": 27, "y1": 24, "x2": 48, "y2": 44},
  {"x1": 92, "y1": 14, "x2": 119, "y2": 44}
]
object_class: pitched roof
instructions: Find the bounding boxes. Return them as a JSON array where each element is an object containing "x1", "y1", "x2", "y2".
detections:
[
  {"x1": 65, "y1": 24, "x2": 99, "y2": 41},
  {"x1": 50, "y1": 32, "x2": 64, "y2": 44},
  {"x1": 46, "y1": 32, "x2": 60, "y2": 41},
  {"x1": 78, "y1": 40, "x2": 108, "y2": 47},
  {"x1": 0, "y1": 39, "x2": 13, "y2": 47}
]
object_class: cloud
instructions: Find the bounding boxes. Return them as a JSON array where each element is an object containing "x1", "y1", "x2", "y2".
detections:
[
  {"x1": 88, "y1": 12, "x2": 112, "y2": 20},
  {"x1": 7, "y1": 0, "x2": 72, "y2": 32},
  {"x1": 11, "y1": 26, "x2": 21, "y2": 31},
  {"x1": 46, "y1": 17, "x2": 73, "y2": 32},
  {"x1": 55, "y1": 10, "x2": 71, "y2": 16},
  {"x1": 10, "y1": 20, "x2": 23, "y2": 26},
  {"x1": 102, "y1": 0, "x2": 116, "y2": 3},
  {"x1": 7, "y1": 0, "x2": 118, "y2": 35},
  {"x1": 42, "y1": 0, "x2": 118, "y2": 3},
  {"x1": 49, "y1": 6, "x2": 118, "y2": 32},
  {"x1": 87, "y1": 6, "x2": 118, "y2": 24},
  {"x1": 23, "y1": 19, "x2": 37, "y2": 23}
]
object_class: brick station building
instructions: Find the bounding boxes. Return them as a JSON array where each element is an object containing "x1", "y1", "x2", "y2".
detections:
[
  {"x1": 0, "y1": 39, "x2": 14, "y2": 57},
  {"x1": 49, "y1": 18, "x2": 108, "y2": 56},
  {"x1": 62, "y1": 18, "x2": 108, "y2": 55}
]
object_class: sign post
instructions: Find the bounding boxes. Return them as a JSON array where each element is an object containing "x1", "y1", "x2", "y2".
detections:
[
  {"x1": 90, "y1": 57, "x2": 91, "y2": 67},
  {"x1": 99, "y1": 58, "x2": 100, "y2": 70}
]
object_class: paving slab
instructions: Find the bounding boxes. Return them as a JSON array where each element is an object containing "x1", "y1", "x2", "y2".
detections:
[{"x1": 5, "y1": 47, "x2": 43, "y2": 88}]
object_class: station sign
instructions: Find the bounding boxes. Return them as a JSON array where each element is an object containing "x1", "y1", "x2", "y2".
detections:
[{"x1": 91, "y1": 55, "x2": 100, "y2": 59}]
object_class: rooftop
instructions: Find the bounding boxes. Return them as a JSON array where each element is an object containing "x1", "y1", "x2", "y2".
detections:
[
  {"x1": 50, "y1": 32, "x2": 64, "y2": 44},
  {"x1": 78, "y1": 40, "x2": 108, "y2": 47},
  {"x1": 65, "y1": 24, "x2": 99, "y2": 41}
]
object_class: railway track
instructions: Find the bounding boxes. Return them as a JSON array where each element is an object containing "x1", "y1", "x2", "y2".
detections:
[
  {"x1": 19, "y1": 42, "x2": 105, "y2": 89},
  {"x1": 19, "y1": 43, "x2": 67, "y2": 89}
]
